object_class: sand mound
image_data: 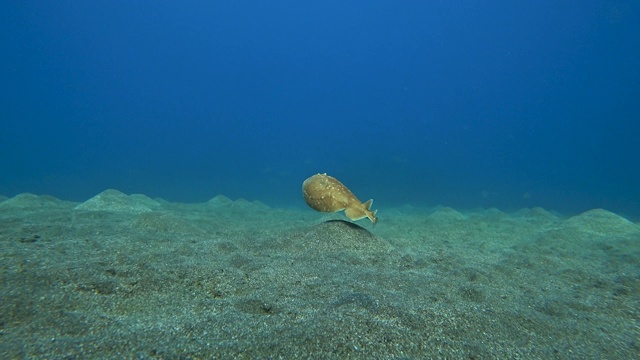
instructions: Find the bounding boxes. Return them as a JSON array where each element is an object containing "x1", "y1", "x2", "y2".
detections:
[
  {"x1": 74, "y1": 189, "x2": 157, "y2": 214},
  {"x1": 427, "y1": 207, "x2": 465, "y2": 222},
  {"x1": 291, "y1": 220, "x2": 392, "y2": 252},
  {"x1": 514, "y1": 207, "x2": 559, "y2": 221},
  {"x1": 563, "y1": 208, "x2": 637, "y2": 236},
  {"x1": 516, "y1": 207, "x2": 557, "y2": 217},
  {"x1": 0, "y1": 193, "x2": 65, "y2": 209},
  {"x1": 231, "y1": 198, "x2": 270, "y2": 210},
  {"x1": 206, "y1": 195, "x2": 270, "y2": 211},
  {"x1": 479, "y1": 207, "x2": 508, "y2": 219},
  {"x1": 207, "y1": 194, "x2": 233, "y2": 207},
  {"x1": 128, "y1": 194, "x2": 162, "y2": 210}
]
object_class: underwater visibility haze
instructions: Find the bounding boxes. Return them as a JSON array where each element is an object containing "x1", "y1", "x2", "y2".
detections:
[
  {"x1": 1, "y1": 1, "x2": 639, "y2": 217},
  {"x1": 1, "y1": 1, "x2": 640, "y2": 358}
]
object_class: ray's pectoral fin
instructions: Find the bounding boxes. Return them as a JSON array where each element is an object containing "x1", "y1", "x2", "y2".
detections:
[
  {"x1": 345, "y1": 199, "x2": 378, "y2": 226},
  {"x1": 344, "y1": 206, "x2": 365, "y2": 221}
]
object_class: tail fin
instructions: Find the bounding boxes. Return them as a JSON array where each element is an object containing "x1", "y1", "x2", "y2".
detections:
[{"x1": 364, "y1": 199, "x2": 378, "y2": 226}]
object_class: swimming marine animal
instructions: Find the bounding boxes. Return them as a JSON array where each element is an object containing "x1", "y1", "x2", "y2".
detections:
[{"x1": 302, "y1": 173, "x2": 378, "y2": 225}]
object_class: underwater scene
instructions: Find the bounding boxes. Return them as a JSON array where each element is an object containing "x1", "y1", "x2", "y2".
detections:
[{"x1": 1, "y1": 1, "x2": 639, "y2": 359}]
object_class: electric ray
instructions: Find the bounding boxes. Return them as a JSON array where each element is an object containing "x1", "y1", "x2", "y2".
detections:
[{"x1": 302, "y1": 173, "x2": 378, "y2": 225}]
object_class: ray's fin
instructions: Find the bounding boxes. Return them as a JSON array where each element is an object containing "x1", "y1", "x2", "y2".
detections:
[
  {"x1": 363, "y1": 199, "x2": 378, "y2": 226},
  {"x1": 363, "y1": 199, "x2": 373, "y2": 210},
  {"x1": 345, "y1": 206, "x2": 366, "y2": 221}
]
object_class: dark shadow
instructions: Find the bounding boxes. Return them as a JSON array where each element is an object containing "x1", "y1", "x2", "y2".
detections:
[{"x1": 323, "y1": 219, "x2": 372, "y2": 233}]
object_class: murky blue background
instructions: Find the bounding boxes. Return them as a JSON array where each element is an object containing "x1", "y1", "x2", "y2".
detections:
[{"x1": 2, "y1": 1, "x2": 639, "y2": 218}]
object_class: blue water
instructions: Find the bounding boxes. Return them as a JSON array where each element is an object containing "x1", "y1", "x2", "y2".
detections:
[{"x1": 2, "y1": 1, "x2": 639, "y2": 218}]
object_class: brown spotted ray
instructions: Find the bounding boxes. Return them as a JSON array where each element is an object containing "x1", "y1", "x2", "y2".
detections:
[{"x1": 302, "y1": 173, "x2": 378, "y2": 225}]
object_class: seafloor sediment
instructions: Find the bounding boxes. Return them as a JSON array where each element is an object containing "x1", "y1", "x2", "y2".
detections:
[{"x1": 1, "y1": 189, "x2": 638, "y2": 358}]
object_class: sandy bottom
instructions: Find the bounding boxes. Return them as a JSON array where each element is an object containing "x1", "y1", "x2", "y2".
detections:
[{"x1": 1, "y1": 189, "x2": 638, "y2": 359}]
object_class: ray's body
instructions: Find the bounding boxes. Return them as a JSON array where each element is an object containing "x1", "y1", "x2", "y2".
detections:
[{"x1": 302, "y1": 173, "x2": 378, "y2": 225}]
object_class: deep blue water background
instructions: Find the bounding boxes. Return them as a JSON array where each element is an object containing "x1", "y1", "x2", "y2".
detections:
[{"x1": 1, "y1": 1, "x2": 639, "y2": 218}]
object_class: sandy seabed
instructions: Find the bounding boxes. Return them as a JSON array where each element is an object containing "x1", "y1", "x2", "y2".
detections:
[{"x1": 0, "y1": 189, "x2": 638, "y2": 359}]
